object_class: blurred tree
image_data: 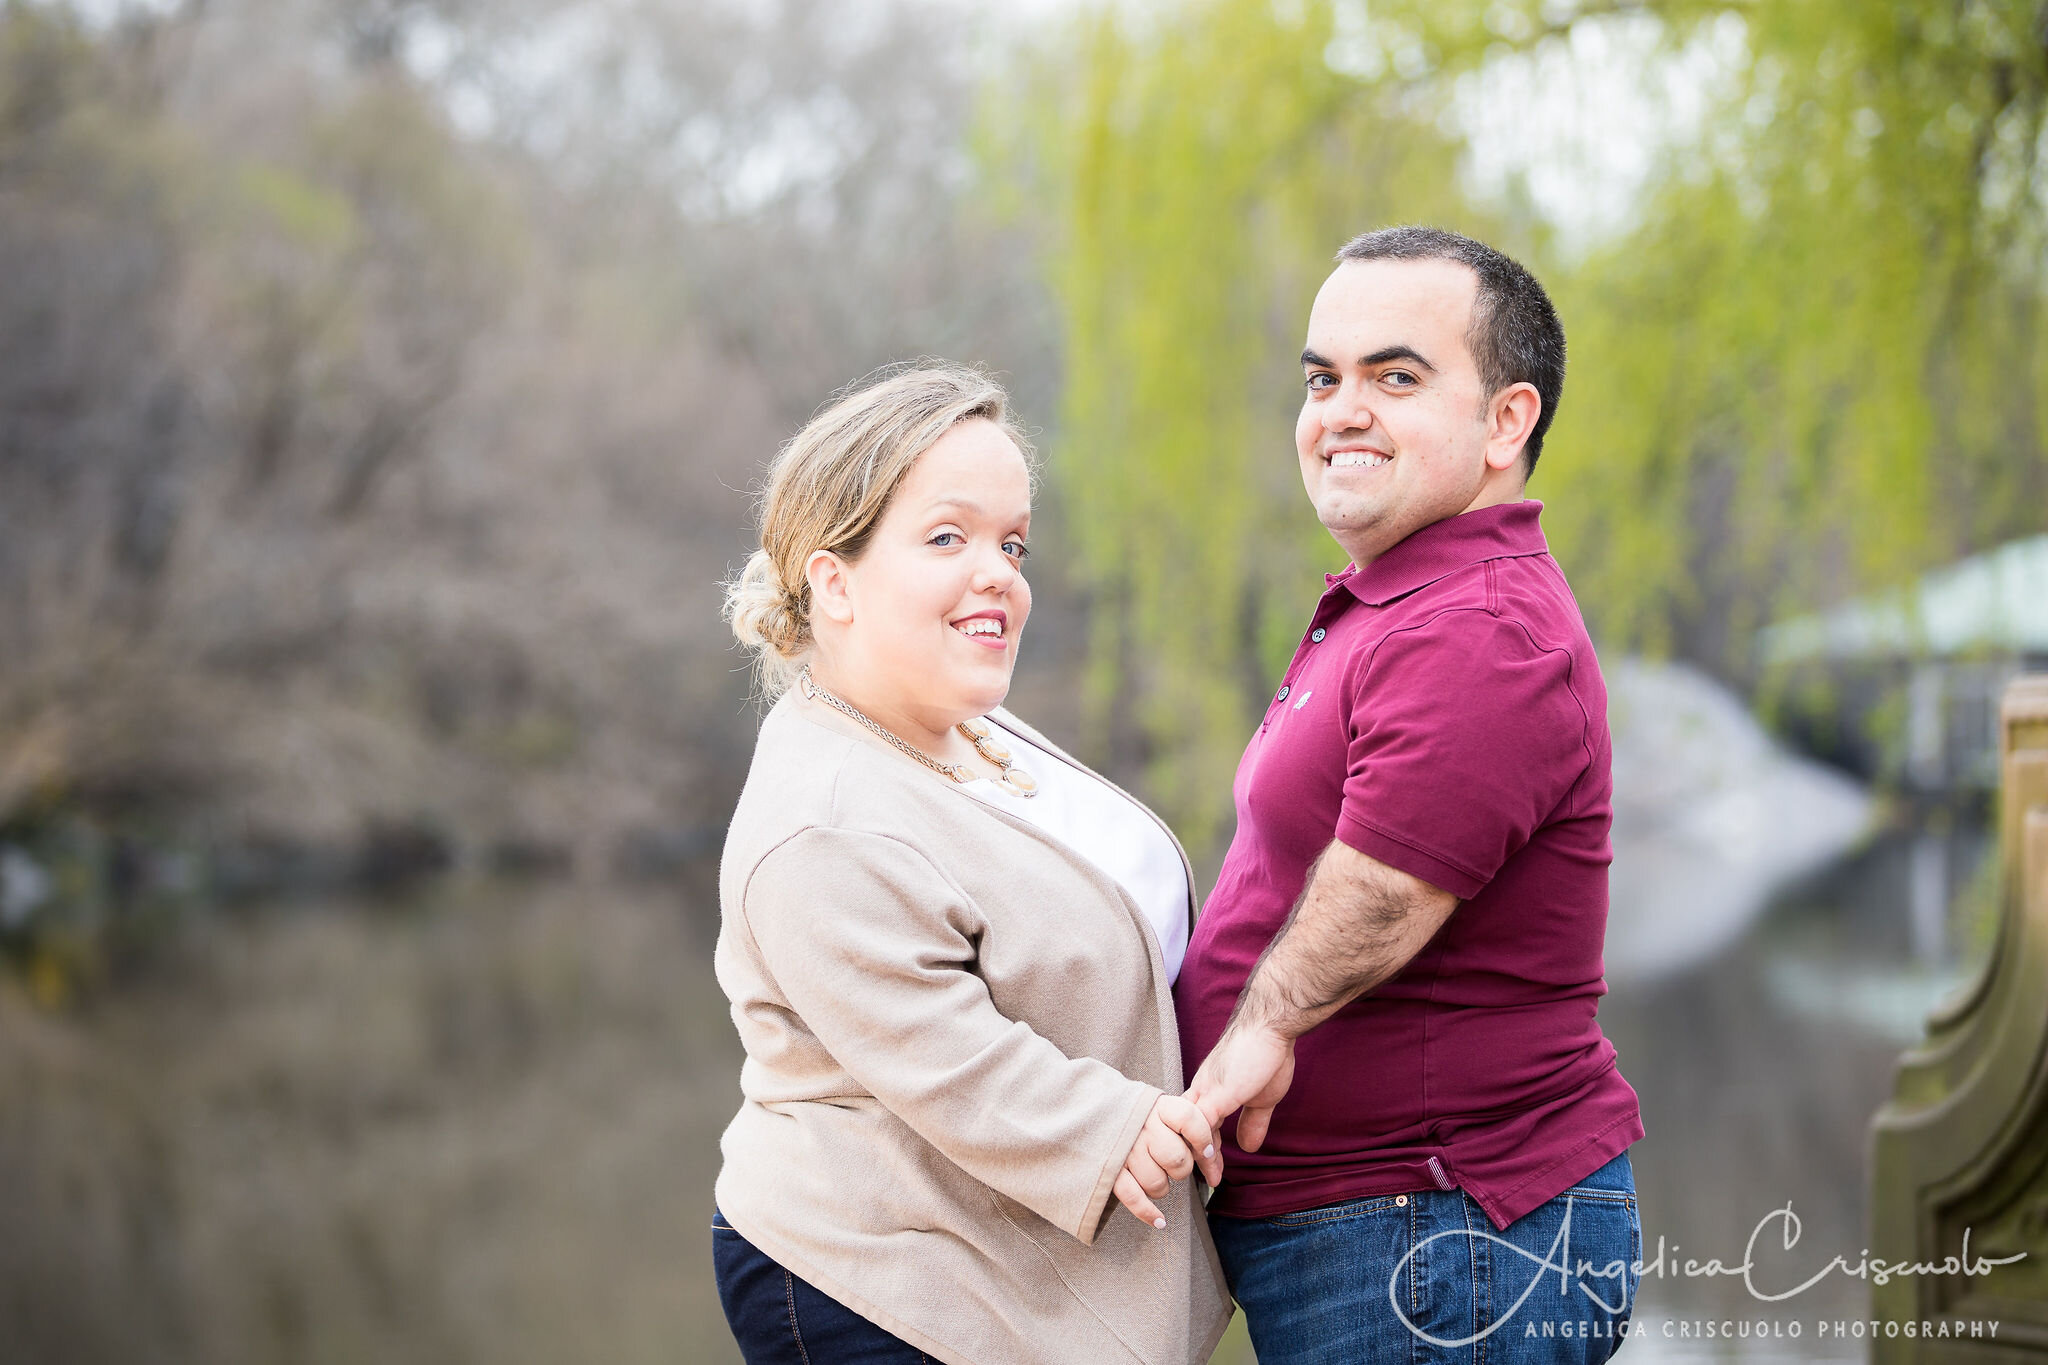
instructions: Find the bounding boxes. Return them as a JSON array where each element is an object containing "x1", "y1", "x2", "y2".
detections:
[
  {"x1": 999, "y1": 0, "x2": 1473, "y2": 843},
  {"x1": 1398, "y1": 0, "x2": 2048, "y2": 678},
  {"x1": 1010, "y1": 0, "x2": 2048, "y2": 839},
  {"x1": 0, "y1": 0, "x2": 521, "y2": 793},
  {"x1": 0, "y1": 0, "x2": 1064, "y2": 968}
]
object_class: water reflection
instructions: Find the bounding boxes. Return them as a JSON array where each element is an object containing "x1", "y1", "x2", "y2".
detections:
[
  {"x1": 1603, "y1": 660, "x2": 1873, "y2": 984},
  {"x1": 1603, "y1": 815, "x2": 1992, "y2": 1361},
  {"x1": 0, "y1": 663, "x2": 2001, "y2": 1364},
  {"x1": 0, "y1": 879, "x2": 746, "y2": 1365}
]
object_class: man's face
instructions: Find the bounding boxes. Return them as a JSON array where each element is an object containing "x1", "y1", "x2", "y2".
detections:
[{"x1": 1295, "y1": 258, "x2": 1509, "y2": 564}]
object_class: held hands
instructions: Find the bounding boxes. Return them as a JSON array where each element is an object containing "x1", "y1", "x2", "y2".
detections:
[
  {"x1": 1108, "y1": 1022, "x2": 1297, "y2": 1230},
  {"x1": 1111, "y1": 1094, "x2": 1224, "y2": 1230},
  {"x1": 1185, "y1": 1021, "x2": 1296, "y2": 1154}
]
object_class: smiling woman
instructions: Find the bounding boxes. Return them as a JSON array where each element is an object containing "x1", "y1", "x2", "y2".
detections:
[{"x1": 711, "y1": 363, "x2": 1233, "y2": 1365}]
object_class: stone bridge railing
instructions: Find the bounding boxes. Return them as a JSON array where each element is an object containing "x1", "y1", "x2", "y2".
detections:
[{"x1": 1871, "y1": 675, "x2": 2048, "y2": 1359}]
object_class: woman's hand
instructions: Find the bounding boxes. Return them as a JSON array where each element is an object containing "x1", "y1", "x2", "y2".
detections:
[{"x1": 1112, "y1": 1094, "x2": 1225, "y2": 1229}]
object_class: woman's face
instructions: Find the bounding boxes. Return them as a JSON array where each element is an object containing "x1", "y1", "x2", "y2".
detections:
[{"x1": 809, "y1": 418, "x2": 1033, "y2": 734}]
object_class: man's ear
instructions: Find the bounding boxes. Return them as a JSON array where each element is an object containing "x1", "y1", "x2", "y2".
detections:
[
  {"x1": 1485, "y1": 382, "x2": 1542, "y2": 473},
  {"x1": 807, "y1": 549, "x2": 855, "y2": 626}
]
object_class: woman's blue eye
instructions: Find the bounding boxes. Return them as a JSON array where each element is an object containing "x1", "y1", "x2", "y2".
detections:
[
  {"x1": 1004, "y1": 540, "x2": 1030, "y2": 559},
  {"x1": 930, "y1": 532, "x2": 960, "y2": 547}
]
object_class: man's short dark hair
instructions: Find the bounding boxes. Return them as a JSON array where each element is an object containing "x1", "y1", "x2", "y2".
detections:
[{"x1": 1335, "y1": 226, "x2": 1565, "y2": 476}]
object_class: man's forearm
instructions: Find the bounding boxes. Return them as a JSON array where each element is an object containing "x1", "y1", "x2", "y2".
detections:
[{"x1": 1226, "y1": 839, "x2": 1457, "y2": 1041}]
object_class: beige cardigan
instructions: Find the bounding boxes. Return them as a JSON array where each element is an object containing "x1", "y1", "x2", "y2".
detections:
[{"x1": 713, "y1": 694, "x2": 1233, "y2": 1365}]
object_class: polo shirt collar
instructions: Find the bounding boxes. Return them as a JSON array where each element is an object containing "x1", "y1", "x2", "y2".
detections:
[{"x1": 1330, "y1": 499, "x2": 1551, "y2": 606}]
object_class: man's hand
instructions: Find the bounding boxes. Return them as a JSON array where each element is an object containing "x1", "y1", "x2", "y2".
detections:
[
  {"x1": 1185, "y1": 839, "x2": 1457, "y2": 1155},
  {"x1": 1112, "y1": 1094, "x2": 1223, "y2": 1228},
  {"x1": 1186, "y1": 1021, "x2": 1296, "y2": 1151}
]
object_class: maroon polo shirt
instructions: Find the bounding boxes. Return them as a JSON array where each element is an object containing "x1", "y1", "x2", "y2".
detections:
[{"x1": 1175, "y1": 499, "x2": 1643, "y2": 1231}]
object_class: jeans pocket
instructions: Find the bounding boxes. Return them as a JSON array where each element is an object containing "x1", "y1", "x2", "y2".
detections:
[
  {"x1": 1605, "y1": 1198, "x2": 1643, "y2": 1359},
  {"x1": 1562, "y1": 1149, "x2": 1635, "y2": 1200},
  {"x1": 1483, "y1": 1187, "x2": 1637, "y2": 1361},
  {"x1": 1260, "y1": 1193, "x2": 1409, "y2": 1229}
]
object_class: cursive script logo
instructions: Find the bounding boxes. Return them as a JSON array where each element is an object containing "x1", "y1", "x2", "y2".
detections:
[
  {"x1": 1661, "y1": 1204, "x2": 2027, "y2": 1301},
  {"x1": 1390, "y1": 1197, "x2": 1628, "y2": 1347},
  {"x1": 1385, "y1": 1199, "x2": 2027, "y2": 1346}
]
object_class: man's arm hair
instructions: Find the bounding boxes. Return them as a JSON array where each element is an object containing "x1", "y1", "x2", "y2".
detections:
[{"x1": 1226, "y1": 838, "x2": 1459, "y2": 1040}]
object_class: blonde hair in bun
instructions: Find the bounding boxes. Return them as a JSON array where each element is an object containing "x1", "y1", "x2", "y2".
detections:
[{"x1": 724, "y1": 361, "x2": 1034, "y2": 698}]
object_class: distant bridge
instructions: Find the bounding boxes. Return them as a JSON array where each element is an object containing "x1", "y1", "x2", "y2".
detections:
[{"x1": 1761, "y1": 535, "x2": 2048, "y2": 794}]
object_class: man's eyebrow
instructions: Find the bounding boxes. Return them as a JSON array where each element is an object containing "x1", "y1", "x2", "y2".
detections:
[
  {"x1": 1359, "y1": 345, "x2": 1436, "y2": 372},
  {"x1": 1300, "y1": 345, "x2": 1439, "y2": 372}
]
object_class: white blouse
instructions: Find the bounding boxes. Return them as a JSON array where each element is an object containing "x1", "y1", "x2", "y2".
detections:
[{"x1": 961, "y1": 723, "x2": 1191, "y2": 984}]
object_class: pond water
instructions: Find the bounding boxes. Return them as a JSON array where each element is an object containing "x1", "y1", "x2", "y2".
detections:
[
  {"x1": 1603, "y1": 814, "x2": 1994, "y2": 1362},
  {"x1": 0, "y1": 878, "x2": 747, "y2": 1365},
  {"x1": 0, "y1": 682, "x2": 1999, "y2": 1364}
]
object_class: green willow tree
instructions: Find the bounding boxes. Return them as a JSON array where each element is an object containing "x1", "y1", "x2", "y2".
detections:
[
  {"x1": 997, "y1": 0, "x2": 1473, "y2": 844},
  {"x1": 1435, "y1": 0, "x2": 2048, "y2": 668},
  {"x1": 1005, "y1": 0, "x2": 2048, "y2": 841}
]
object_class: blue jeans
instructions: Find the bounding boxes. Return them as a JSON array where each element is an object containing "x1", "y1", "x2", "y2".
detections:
[
  {"x1": 1210, "y1": 1150, "x2": 1642, "y2": 1364},
  {"x1": 712, "y1": 1209, "x2": 932, "y2": 1364}
]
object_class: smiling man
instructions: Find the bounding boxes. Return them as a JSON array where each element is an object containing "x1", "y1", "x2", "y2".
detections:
[{"x1": 1177, "y1": 227, "x2": 1646, "y2": 1362}]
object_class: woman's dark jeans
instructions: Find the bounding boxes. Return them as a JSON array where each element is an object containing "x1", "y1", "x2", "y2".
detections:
[{"x1": 712, "y1": 1209, "x2": 932, "y2": 1364}]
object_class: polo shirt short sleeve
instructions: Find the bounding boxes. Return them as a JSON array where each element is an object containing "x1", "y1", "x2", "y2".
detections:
[
  {"x1": 1173, "y1": 500, "x2": 1645, "y2": 1232},
  {"x1": 1337, "y1": 613, "x2": 1593, "y2": 900}
]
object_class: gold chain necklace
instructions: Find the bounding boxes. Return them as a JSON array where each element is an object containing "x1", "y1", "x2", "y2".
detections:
[{"x1": 798, "y1": 666, "x2": 1038, "y2": 798}]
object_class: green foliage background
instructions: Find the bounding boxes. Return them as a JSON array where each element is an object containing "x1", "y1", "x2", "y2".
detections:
[
  {"x1": 992, "y1": 1, "x2": 1476, "y2": 846},
  {"x1": 1000, "y1": 0, "x2": 2048, "y2": 837}
]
